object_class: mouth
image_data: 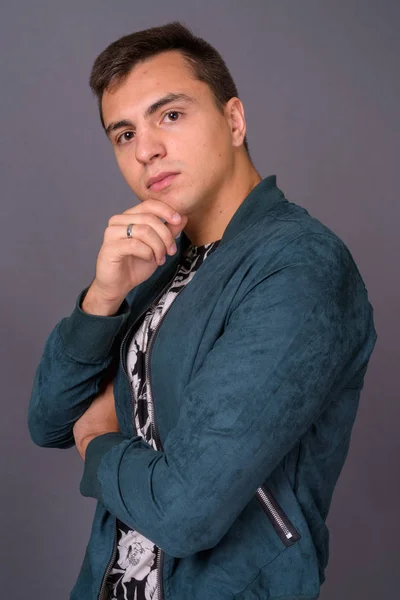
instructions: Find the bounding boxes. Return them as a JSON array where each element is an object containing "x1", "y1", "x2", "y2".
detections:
[{"x1": 148, "y1": 173, "x2": 179, "y2": 192}]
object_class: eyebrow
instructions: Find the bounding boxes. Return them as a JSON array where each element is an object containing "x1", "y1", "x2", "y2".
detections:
[{"x1": 104, "y1": 92, "x2": 198, "y2": 138}]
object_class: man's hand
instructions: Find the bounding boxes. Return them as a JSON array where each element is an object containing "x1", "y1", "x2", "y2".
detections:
[
  {"x1": 73, "y1": 379, "x2": 120, "y2": 460},
  {"x1": 82, "y1": 199, "x2": 188, "y2": 316}
]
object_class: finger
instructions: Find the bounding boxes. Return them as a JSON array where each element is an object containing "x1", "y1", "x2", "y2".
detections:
[
  {"x1": 104, "y1": 219, "x2": 179, "y2": 258},
  {"x1": 106, "y1": 237, "x2": 161, "y2": 265},
  {"x1": 104, "y1": 224, "x2": 168, "y2": 263},
  {"x1": 163, "y1": 214, "x2": 189, "y2": 240},
  {"x1": 108, "y1": 212, "x2": 187, "y2": 250},
  {"x1": 122, "y1": 199, "x2": 183, "y2": 226}
]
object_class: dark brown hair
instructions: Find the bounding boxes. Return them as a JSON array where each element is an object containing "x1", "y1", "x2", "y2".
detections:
[{"x1": 89, "y1": 21, "x2": 251, "y2": 158}]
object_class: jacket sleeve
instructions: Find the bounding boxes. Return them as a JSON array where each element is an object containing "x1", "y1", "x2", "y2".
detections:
[
  {"x1": 79, "y1": 233, "x2": 377, "y2": 558},
  {"x1": 27, "y1": 287, "x2": 132, "y2": 449}
]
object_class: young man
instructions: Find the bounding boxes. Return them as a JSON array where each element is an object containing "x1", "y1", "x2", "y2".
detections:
[{"x1": 28, "y1": 21, "x2": 377, "y2": 600}]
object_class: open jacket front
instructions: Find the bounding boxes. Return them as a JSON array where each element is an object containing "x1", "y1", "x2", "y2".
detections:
[{"x1": 28, "y1": 176, "x2": 377, "y2": 600}]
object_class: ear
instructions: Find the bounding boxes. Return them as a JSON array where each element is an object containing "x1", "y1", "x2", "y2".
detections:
[{"x1": 225, "y1": 97, "x2": 247, "y2": 148}]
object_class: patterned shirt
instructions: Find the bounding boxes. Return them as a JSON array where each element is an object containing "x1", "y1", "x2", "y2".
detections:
[{"x1": 106, "y1": 238, "x2": 221, "y2": 600}]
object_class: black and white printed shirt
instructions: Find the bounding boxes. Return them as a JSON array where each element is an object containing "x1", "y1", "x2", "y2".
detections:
[{"x1": 106, "y1": 238, "x2": 221, "y2": 600}]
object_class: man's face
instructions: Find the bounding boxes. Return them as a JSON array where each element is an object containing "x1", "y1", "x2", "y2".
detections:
[{"x1": 101, "y1": 50, "x2": 242, "y2": 216}]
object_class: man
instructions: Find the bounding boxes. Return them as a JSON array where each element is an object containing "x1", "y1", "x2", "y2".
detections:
[{"x1": 28, "y1": 21, "x2": 377, "y2": 600}]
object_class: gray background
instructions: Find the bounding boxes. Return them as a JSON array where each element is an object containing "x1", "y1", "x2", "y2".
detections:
[{"x1": 0, "y1": 1, "x2": 398, "y2": 598}]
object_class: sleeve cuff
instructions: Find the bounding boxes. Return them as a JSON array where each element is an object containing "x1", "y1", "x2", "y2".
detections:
[
  {"x1": 80, "y1": 432, "x2": 128, "y2": 501},
  {"x1": 58, "y1": 287, "x2": 131, "y2": 363}
]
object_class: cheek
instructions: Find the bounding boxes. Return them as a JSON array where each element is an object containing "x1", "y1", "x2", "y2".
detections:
[
  {"x1": 200, "y1": 118, "x2": 229, "y2": 155},
  {"x1": 114, "y1": 156, "x2": 140, "y2": 192},
  {"x1": 185, "y1": 132, "x2": 218, "y2": 166},
  {"x1": 116, "y1": 153, "x2": 136, "y2": 179}
]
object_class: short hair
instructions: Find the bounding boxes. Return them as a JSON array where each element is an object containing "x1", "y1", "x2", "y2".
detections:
[{"x1": 89, "y1": 21, "x2": 251, "y2": 158}]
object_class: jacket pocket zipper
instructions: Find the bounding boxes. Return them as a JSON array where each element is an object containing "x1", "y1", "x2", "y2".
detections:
[{"x1": 256, "y1": 484, "x2": 301, "y2": 547}]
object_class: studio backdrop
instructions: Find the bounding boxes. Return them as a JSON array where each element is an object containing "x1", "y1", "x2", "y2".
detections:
[{"x1": 0, "y1": 1, "x2": 398, "y2": 599}]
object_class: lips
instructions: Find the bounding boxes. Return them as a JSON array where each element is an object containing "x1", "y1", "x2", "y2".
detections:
[
  {"x1": 148, "y1": 173, "x2": 179, "y2": 192},
  {"x1": 147, "y1": 171, "x2": 179, "y2": 189}
]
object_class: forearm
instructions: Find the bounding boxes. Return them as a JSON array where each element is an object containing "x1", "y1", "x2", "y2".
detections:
[{"x1": 73, "y1": 379, "x2": 121, "y2": 459}]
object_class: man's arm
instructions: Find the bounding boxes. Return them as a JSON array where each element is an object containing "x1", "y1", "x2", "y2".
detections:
[
  {"x1": 78, "y1": 233, "x2": 377, "y2": 558},
  {"x1": 73, "y1": 378, "x2": 120, "y2": 459},
  {"x1": 27, "y1": 287, "x2": 131, "y2": 449},
  {"x1": 28, "y1": 199, "x2": 187, "y2": 449}
]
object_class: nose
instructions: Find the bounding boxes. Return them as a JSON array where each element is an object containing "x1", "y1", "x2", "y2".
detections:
[{"x1": 135, "y1": 127, "x2": 166, "y2": 165}]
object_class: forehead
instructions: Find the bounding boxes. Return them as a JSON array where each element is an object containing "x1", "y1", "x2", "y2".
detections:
[{"x1": 102, "y1": 51, "x2": 211, "y2": 120}]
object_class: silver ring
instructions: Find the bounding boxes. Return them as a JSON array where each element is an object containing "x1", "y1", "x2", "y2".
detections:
[{"x1": 126, "y1": 223, "x2": 134, "y2": 238}]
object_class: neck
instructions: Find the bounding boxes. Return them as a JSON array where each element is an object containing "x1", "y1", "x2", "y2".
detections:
[{"x1": 183, "y1": 158, "x2": 262, "y2": 246}]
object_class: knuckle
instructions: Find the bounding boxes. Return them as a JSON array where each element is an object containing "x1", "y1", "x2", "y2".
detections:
[
  {"x1": 122, "y1": 205, "x2": 137, "y2": 215},
  {"x1": 142, "y1": 223, "x2": 153, "y2": 235},
  {"x1": 108, "y1": 215, "x2": 118, "y2": 226}
]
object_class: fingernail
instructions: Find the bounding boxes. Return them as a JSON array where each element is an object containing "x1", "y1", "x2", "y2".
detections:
[
  {"x1": 172, "y1": 213, "x2": 181, "y2": 222},
  {"x1": 169, "y1": 243, "x2": 177, "y2": 254}
]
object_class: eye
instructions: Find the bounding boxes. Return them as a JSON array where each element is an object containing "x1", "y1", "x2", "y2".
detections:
[
  {"x1": 163, "y1": 110, "x2": 182, "y2": 123},
  {"x1": 116, "y1": 131, "x2": 135, "y2": 145}
]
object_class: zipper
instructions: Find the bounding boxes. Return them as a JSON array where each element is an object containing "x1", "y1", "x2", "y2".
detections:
[
  {"x1": 97, "y1": 264, "x2": 181, "y2": 600},
  {"x1": 154, "y1": 545, "x2": 165, "y2": 600},
  {"x1": 144, "y1": 272, "x2": 187, "y2": 600},
  {"x1": 256, "y1": 484, "x2": 301, "y2": 547},
  {"x1": 97, "y1": 523, "x2": 117, "y2": 600},
  {"x1": 120, "y1": 264, "x2": 182, "y2": 431}
]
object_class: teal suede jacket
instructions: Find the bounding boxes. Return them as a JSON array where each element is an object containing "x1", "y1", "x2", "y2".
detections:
[{"x1": 28, "y1": 176, "x2": 377, "y2": 600}]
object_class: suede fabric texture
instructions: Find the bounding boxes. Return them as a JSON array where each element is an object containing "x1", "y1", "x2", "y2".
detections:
[{"x1": 28, "y1": 176, "x2": 377, "y2": 599}]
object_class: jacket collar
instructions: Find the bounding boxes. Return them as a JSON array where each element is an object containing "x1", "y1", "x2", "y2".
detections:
[{"x1": 176, "y1": 175, "x2": 286, "y2": 256}]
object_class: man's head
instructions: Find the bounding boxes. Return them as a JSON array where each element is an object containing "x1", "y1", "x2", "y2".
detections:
[{"x1": 89, "y1": 21, "x2": 254, "y2": 219}]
